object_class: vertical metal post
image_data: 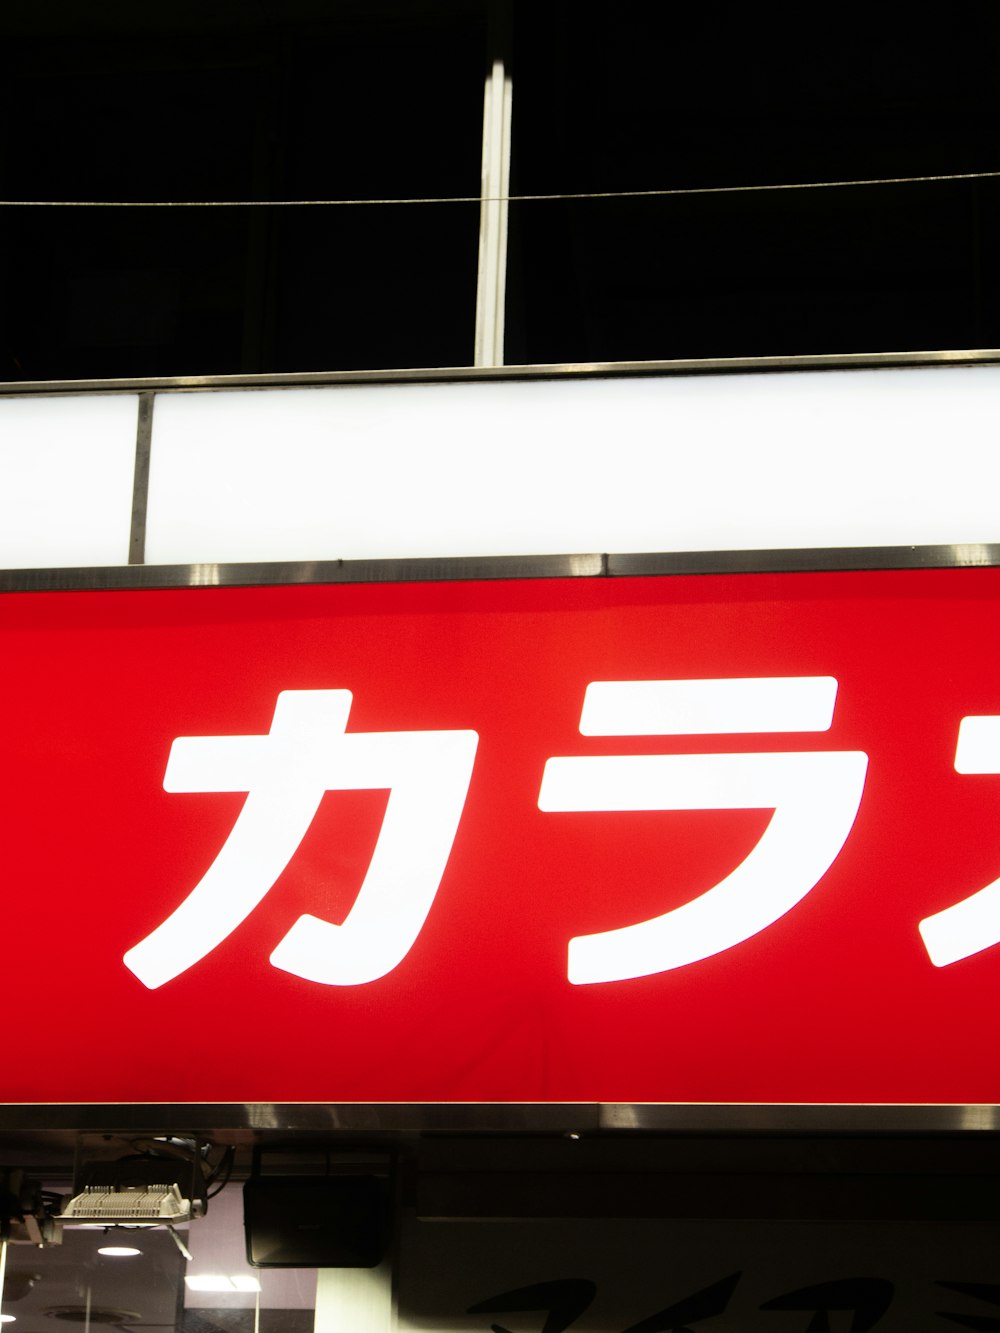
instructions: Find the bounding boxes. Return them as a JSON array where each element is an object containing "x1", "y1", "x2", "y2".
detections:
[
  {"x1": 474, "y1": 9, "x2": 512, "y2": 367},
  {"x1": 129, "y1": 391, "x2": 154, "y2": 566}
]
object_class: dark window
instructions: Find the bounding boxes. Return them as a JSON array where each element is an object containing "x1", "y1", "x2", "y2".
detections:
[
  {"x1": 0, "y1": 2, "x2": 485, "y2": 381},
  {"x1": 2, "y1": 4, "x2": 999, "y2": 378},
  {"x1": 505, "y1": 5, "x2": 1000, "y2": 363}
]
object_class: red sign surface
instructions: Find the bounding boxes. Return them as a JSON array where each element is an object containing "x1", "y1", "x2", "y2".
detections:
[{"x1": 4, "y1": 570, "x2": 1000, "y2": 1105}]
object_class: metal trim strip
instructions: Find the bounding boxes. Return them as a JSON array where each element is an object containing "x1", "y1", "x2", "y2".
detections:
[
  {"x1": 0, "y1": 348, "x2": 997, "y2": 397},
  {"x1": 2, "y1": 544, "x2": 1000, "y2": 592},
  {"x1": 0, "y1": 1103, "x2": 996, "y2": 1134},
  {"x1": 0, "y1": 553, "x2": 605, "y2": 591},
  {"x1": 605, "y1": 544, "x2": 1000, "y2": 576}
]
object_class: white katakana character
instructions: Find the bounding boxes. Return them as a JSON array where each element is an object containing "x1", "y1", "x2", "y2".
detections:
[
  {"x1": 124, "y1": 690, "x2": 478, "y2": 989},
  {"x1": 919, "y1": 715, "x2": 1000, "y2": 967},
  {"x1": 538, "y1": 677, "x2": 868, "y2": 984}
]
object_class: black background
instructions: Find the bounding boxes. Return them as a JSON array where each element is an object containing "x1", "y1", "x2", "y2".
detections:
[{"x1": 1, "y1": 1, "x2": 998, "y2": 379}]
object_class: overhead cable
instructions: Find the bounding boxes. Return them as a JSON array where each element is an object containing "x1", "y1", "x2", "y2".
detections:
[{"x1": 0, "y1": 167, "x2": 997, "y2": 208}]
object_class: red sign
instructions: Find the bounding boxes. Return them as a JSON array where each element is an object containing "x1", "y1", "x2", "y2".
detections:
[{"x1": 4, "y1": 570, "x2": 1000, "y2": 1105}]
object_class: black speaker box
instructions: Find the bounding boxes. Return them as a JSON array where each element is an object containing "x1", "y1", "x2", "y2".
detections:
[{"x1": 243, "y1": 1175, "x2": 389, "y2": 1268}]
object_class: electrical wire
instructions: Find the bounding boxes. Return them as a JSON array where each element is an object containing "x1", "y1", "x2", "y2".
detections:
[
  {"x1": 206, "y1": 1146, "x2": 236, "y2": 1200},
  {"x1": 0, "y1": 167, "x2": 997, "y2": 208}
]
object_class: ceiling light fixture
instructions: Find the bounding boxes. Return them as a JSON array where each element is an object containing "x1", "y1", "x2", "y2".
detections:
[{"x1": 58, "y1": 1147, "x2": 206, "y2": 1228}]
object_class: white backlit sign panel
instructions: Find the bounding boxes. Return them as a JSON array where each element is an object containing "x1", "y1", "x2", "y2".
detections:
[
  {"x1": 143, "y1": 366, "x2": 1000, "y2": 564},
  {"x1": 0, "y1": 393, "x2": 138, "y2": 568}
]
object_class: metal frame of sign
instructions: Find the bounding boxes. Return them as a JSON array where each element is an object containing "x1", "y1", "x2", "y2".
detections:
[
  {"x1": 3, "y1": 351, "x2": 1000, "y2": 1132},
  {"x1": 4, "y1": 545, "x2": 1000, "y2": 595},
  {"x1": 0, "y1": 346, "x2": 994, "y2": 398}
]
